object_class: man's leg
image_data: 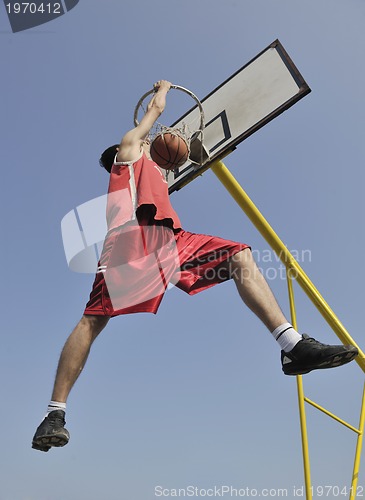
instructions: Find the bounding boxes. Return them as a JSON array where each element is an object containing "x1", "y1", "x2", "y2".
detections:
[
  {"x1": 222, "y1": 248, "x2": 287, "y2": 332},
  {"x1": 220, "y1": 249, "x2": 358, "y2": 374},
  {"x1": 51, "y1": 314, "x2": 110, "y2": 402},
  {"x1": 32, "y1": 314, "x2": 110, "y2": 452}
]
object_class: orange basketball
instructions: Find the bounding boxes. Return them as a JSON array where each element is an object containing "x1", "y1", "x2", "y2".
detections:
[{"x1": 150, "y1": 133, "x2": 189, "y2": 170}]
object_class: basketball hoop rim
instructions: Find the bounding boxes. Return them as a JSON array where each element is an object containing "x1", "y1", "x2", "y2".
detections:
[{"x1": 133, "y1": 84, "x2": 205, "y2": 132}]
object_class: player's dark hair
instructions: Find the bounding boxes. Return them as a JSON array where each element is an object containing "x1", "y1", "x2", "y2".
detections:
[{"x1": 99, "y1": 144, "x2": 119, "y2": 173}]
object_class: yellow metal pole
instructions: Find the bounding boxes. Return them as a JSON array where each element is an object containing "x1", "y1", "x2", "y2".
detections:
[
  {"x1": 350, "y1": 382, "x2": 365, "y2": 500},
  {"x1": 287, "y1": 274, "x2": 312, "y2": 500},
  {"x1": 210, "y1": 160, "x2": 365, "y2": 372},
  {"x1": 297, "y1": 376, "x2": 312, "y2": 500}
]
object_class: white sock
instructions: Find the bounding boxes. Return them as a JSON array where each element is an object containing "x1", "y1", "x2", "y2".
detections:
[
  {"x1": 46, "y1": 400, "x2": 66, "y2": 416},
  {"x1": 271, "y1": 322, "x2": 302, "y2": 352}
]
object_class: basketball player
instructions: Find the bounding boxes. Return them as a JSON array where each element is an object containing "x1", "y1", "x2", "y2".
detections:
[{"x1": 32, "y1": 80, "x2": 358, "y2": 452}]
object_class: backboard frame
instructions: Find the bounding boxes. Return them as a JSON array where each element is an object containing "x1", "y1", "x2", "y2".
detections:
[{"x1": 167, "y1": 39, "x2": 311, "y2": 194}]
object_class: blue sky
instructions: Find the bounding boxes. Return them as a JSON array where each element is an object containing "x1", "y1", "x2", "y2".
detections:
[{"x1": 1, "y1": 1, "x2": 365, "y2": 499}]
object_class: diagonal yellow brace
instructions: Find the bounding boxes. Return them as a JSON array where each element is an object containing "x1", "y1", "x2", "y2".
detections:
[
  {"x1": 303, "y1": 397, "x2": 361, "y2": 434},
  {"x1": 210, "y1": 160, "x2": 365, "y2": 372}
]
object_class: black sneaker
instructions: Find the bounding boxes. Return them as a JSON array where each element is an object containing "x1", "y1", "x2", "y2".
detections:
[
  {"x1": 281, "y1": 334, "x2": 358, "y2": 375},
  {"x1": 32, "y1": 410, "x2": 70, "y2": 452}
]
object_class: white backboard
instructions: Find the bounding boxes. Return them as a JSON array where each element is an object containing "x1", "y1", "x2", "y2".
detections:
[{"x1": 168, "y1": 40, "x2": 310, "y2": 193}]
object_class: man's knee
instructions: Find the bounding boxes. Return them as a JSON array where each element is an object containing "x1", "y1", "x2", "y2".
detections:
[
  {"x1": 227, "y1": 249, "x2": 258, "y2": 282},
  {"x1": 229, "y1": 248, "x2": 254, "y2": 269},
  {"x1": 80, "y1": 314, "x2": 110, "y2": 338}
]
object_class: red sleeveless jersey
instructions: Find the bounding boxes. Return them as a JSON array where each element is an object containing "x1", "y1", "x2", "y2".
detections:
[{"x1": 106, "y1": 151, "x2": 182, "y2": 232}]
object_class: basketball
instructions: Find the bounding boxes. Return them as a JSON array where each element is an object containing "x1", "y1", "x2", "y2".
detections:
[{"x1": 150, "y1": 133, "x2": 189, "y2": 170}]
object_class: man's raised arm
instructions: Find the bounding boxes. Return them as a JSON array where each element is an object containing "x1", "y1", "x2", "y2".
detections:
[{"x1": 116, "y1": 80, "x2": 171, "y2": 162}]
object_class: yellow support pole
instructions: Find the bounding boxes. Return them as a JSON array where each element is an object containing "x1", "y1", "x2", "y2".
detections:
[
  {"x1": 210, "y1": 159, "x2": 364, "y2": 499},
  {"x1": 297, "y1": 376, "x2": 312, "y2": 500},
  {"x1": 210, "y1": 160, "x2": 365, "y2": 372},
  {"x1": 287, "y1": 274, "x2": 312, "y2": 500},
  {"x1": 350, "y1": 382, "x2": 365, "y2": 500}
]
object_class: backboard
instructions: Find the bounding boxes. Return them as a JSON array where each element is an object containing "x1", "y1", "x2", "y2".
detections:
[{"x1": 167, "y1": 39, "x2": 311, "y2": 193}]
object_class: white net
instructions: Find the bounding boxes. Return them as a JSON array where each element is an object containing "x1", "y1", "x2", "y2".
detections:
[{"x1": 134, "y1": 85, "x2": 210, "y2": 168}]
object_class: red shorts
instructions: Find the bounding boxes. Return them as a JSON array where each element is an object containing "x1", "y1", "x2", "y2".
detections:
[{"x1": 84, "y1": 211, "x2": 249, "y2": 317}]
